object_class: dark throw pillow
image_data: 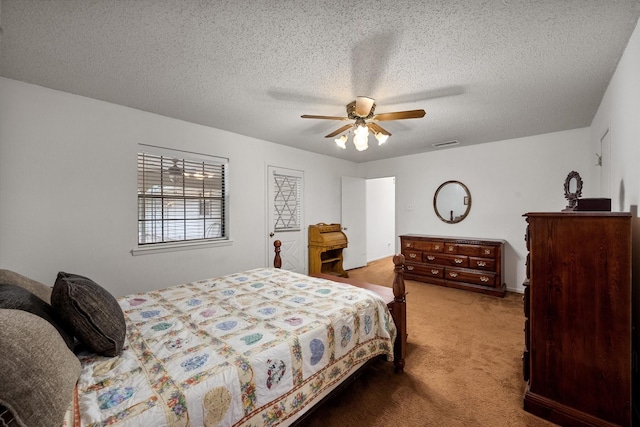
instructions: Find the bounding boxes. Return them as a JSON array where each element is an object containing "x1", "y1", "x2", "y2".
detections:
[
  {"x1": 51, "y1": 272, "x2": 126, "y2": 357},
  {"x1": 0, "y1": 309, "x2": 81, "y2": 427},
  {"x1": 0, "y1": 283, "x2": 74, "y2": 350}
]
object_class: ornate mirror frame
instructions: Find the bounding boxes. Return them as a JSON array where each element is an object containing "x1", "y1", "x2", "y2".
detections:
[
  {"x1": 433, "y1": 180, "x2": 472, "y2": 224},
  {"x1": 563, "y1": 171, "x2": 583, "y2": 210}
]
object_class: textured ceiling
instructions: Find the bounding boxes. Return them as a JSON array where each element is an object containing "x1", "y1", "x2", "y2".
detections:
[{"x1": 1, "y1": 1, "x2": 639, "y2": 163}]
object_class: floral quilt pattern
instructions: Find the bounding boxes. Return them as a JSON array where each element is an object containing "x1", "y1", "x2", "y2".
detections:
[{"x1": 71, "y1": 268, "x2": 396, "y2": 426}]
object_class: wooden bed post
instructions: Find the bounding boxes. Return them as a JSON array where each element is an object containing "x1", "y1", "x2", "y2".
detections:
[
  {"x1": 273, "y1": 240, "x2": 282, "y2": 268},
  {"x1": 390, "y1": 254, "x2": 407, "y2": 373}
]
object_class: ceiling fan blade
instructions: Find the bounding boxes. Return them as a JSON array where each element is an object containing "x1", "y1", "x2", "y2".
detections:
[
  {"x1": 373, "y1": 109, "x2": 426, "y2": 121},
  {"x1": 367, "y1": 122, "x2": 391, "y2": 136},
  {"x1": 355, "y1": 96, "x2": 375, "y2": 117},
  {"x1": 301, "y1": 114, "x2": 349, "y2": 120},
  {"x1": 325, "y1": 124, "x2": 354, "y2": 138}
]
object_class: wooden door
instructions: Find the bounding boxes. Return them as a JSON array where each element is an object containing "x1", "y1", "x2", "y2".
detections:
[{"x1": 341, "y1": 176, "x2": 367, "y2": 270}]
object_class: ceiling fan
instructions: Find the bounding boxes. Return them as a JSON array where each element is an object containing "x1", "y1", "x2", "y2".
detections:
[{"x1": 301, "y1": 96, "x2": 426, "y2": 151}]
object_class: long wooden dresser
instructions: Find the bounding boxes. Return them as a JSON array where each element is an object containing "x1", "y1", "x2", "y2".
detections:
[
  {"x1": 523, "y1": 212, "x2": 635, "y2": 427},
  {"x1": 399, "y1": 234, "x2": 506, "y2": 297}
]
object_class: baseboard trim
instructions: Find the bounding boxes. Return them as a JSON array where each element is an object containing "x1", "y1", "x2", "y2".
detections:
[{"x1": 524, "y1": 383, "x2": 626, "y2": 427}]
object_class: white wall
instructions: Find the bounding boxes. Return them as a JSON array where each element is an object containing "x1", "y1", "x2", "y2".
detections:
[
  {"x1": 0, "y1": 77, "x2": 357, "y2": 296},
  {"x1": 366, "y1": 177, "x2": 395, "y2": 262},
  {"x1": 590, "y1": 18, "x2": 640, "y2": 212},
  {"x1": 589, "y1": 20, "x2": 640, "y2": 328},
  {"x1": 362, "y1": 128, "x2": 596, "y2": 293}
]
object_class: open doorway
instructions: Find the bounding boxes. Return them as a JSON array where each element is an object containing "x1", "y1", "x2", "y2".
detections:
[
  {"x1": 366, "y1": 177, "x2": 396, "y2": 262},
  {"x1": 341, "y1": 176, "x2": 396, "y2": 269}
]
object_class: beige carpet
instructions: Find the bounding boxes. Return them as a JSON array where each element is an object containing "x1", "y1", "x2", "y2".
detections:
[{"x1": 298, "y1": 257, "x2": 557, "y2": 427}]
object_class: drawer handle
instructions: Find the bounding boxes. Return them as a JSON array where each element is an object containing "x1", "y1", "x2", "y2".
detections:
[
  {"x1": 449, "y1": 272, "x2": 458, "y2": 278},
  {"x1": 480, "y1": 276, "x2": 489, "y2": 282},
  {"x1": 448, "y1": 246, "x2": 455, "y2": 252},
  {"x1": 409, "y1": 253, "x2": 417, "y2": 258},
  {"x1": 434, "y1": 245, "x2": 440, "y2": 250},
  {"x1": 427, "y1": 256, "x2": 435, "y2": 261},
  {"x1": 431, "y1": 269, "x2": 439, "y2": 275},
  {"x1": 406, "y1": 243, "x2": 412, "y2": 248},
  {"x1": 454, "y1": 258, "x2": 463, "y2": 264},
  {"x1": 477, "y1": 261, "x2": 486, "y2": 267},
  {"x1": 407, "y1": 266, "x2": 414, "y2": 271},
  {"x1": 484, "y1": 249, "x2": 491, "y2": 255}
]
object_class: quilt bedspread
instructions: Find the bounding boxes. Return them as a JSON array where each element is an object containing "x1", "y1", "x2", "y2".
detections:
[{"x1": 69, "y1": 268, "x2": 396, "y2": 427}]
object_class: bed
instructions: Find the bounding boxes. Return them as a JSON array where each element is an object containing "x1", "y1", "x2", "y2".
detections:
[{"x1": 0, "y1": 242, "x2": 407, "y2": 427}]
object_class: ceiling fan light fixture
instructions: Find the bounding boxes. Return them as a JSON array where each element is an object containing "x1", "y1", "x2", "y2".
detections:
[
  {"x1": 353, "y1": 136, "x2": 368, "y2": 151},
  {"x1": 375, "y1": 132, "x2": 389, "y2": 145},
  {"x1": 354, "y1": 122, "x2": 368, "y2": 138},
  {"x1": 301, "y1": 97, "x2": 425, "y2": 153},
  {"x1": 353, "y1": 123, "x2": 369, "y2": 151}
]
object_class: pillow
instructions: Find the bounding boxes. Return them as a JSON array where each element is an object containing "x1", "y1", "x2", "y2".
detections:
[
  {"x1": 51, "y1": 272, "x2": 126, "y2": 356},
  {"x1": 0, "y1": 283, "x2": 74, "y2": 350},
  {"x1": 0, "y1": 269, "x2": 52, "y2": 303},
  {"x1": 0, "y1": 309, "x2": 81, "y2": 427}
]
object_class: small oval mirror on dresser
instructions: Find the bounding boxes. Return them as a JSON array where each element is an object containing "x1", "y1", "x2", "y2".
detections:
[
  {"x1": 434, "y1": 180, "x2": 471, "y2": 223},
  {"x1": 563, "y1": 170, "x2": 583, "y2": 211}
]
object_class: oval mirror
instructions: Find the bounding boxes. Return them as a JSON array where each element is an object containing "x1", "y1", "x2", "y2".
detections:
[
  {"x1": 434, "y1": 181, "x2": 472, "y2": 224},
  {"x1": 563, "y1": 170, "x2": 583, "y2": 210}
]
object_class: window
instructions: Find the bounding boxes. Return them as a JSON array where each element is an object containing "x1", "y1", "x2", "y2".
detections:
[{"x1": 137, "y1": 148, "x2": 228, "y2": 246}]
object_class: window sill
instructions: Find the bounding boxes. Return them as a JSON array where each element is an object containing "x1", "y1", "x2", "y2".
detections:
[{"x1": 131, "y1": 239, "x2": 233, "y2": 256}]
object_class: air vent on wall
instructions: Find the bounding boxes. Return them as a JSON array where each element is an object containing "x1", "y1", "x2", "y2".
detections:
[{"x1": 432, "y1": 140, "x2": 459, "y2": 148}]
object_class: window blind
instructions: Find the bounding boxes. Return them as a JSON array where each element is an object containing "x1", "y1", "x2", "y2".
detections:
[{"x1": 137, "y1": 151, "x2": 227, "y2": 245}]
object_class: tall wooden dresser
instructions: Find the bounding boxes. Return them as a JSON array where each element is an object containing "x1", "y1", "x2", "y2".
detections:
[
  {"x1": 523, "y1": 212, "x2": 635, "y2": 426},
  {"x1": 399, "y1": 234, "x2": 506, "y2": 297}
]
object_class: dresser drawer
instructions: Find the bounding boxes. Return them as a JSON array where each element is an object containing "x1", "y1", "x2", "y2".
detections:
[
  {"x1": 445, "y1": 268, "x2": 496, "y2": 286},
  {"x1": 423, "y1": 253, "x2": 468, "y2": 267},
  {"x1": 422, "y1": 253, "x2": 469, "y2": 267},
  {"x1": 469, "y1": 257, "x2": 495, "y2": 271},
  {"x1": 405, "y1": 263, "x2": 444, "y2": 278},
  {"x1": 457, "y1": 244, "x2": 482, "y2": 256},
  {"x1": 444, "y1": 243, "x2": 484, "y2": 256},
  {"x1": 403, "y1": 249, "x2": 422, "y2": 262},
  {"x1": 423, "y1": 253, "x2": 439, "y2": 263},
  {"x1": 479, "y1": 246, "x2": 496, "y2": 257},
  {"x1": 443, "y1": 254, "x2": 469, "y2": 267},
  {"x1": 411, "y1": 240, "x2": 444, "y2": 252}
]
